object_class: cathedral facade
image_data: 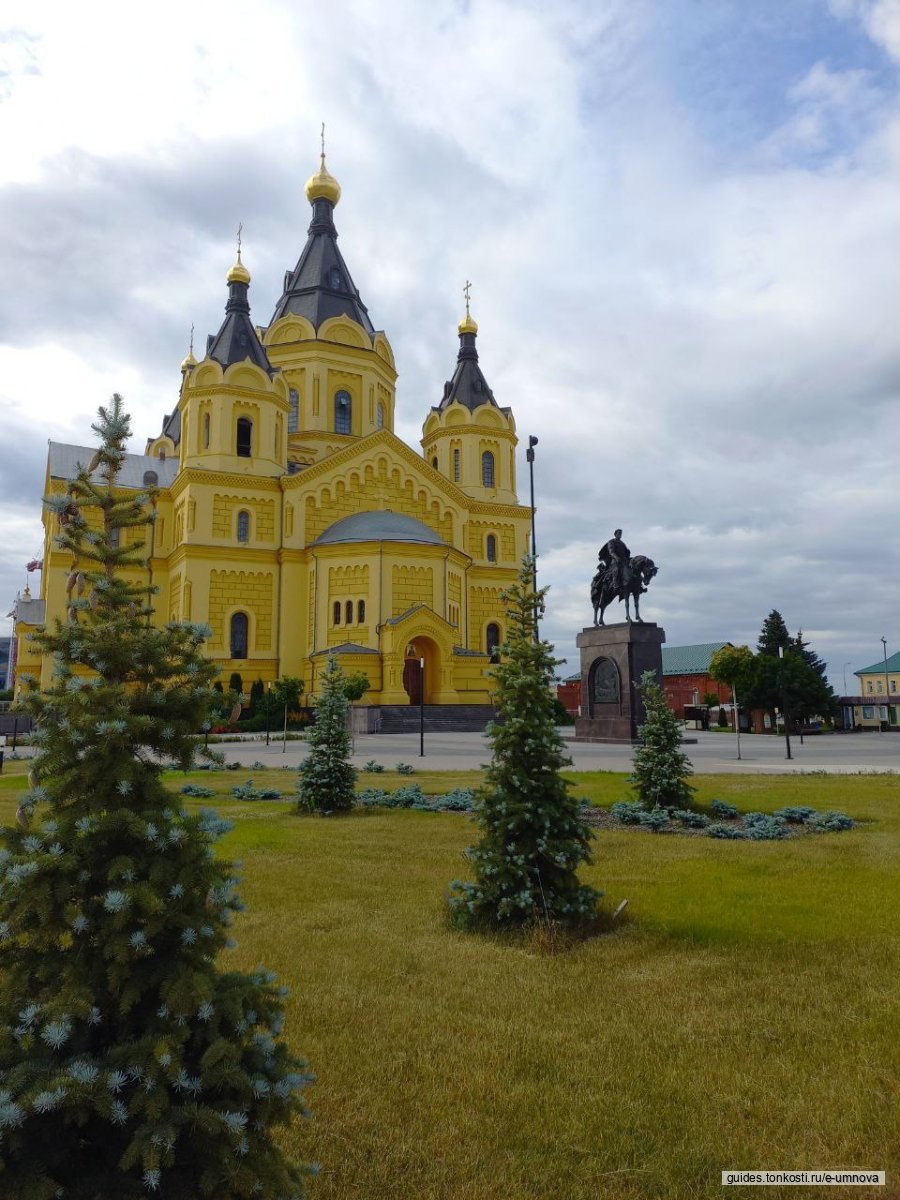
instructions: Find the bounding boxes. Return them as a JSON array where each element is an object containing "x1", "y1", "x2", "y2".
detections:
[{"x1": 13, "y1": 153, "x2": 532, "y2": 707}]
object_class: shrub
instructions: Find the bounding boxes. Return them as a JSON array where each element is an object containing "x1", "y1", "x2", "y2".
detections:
[
  {"x1": 356, "y1": 787, "x2": 391, "y2": 808},
  {"x1": 387, "y1": 784, "x2": 426, "y2": 808},
  {"x1": 672, "y1": 809, "x2": 710, "y2": 828},
  {"x1": 395, "y1": 762, "x2": 415, "y2": 775},
  {"x1": 773, "y1": 805, "x2": 817, "y2": 823},
  {"x1": 707, "y1": 822, "x2": 746, "y2": 839},
  {"x1": 232, "y1": 778, "x2": 283, "y2": 801},
  {"x1": 610, "y1": 800, "x2": 645, "y2": 825},
  {"x1": 435, "y1": 788, "x2": 475, "y2": 812},
  {"x1": 710, "y1": 798, "x2": 739, "y2": 819},
  {"x1": 808, "y1": 810, "x2": 855, "y2": 832},
  {"x1": 363, "y1": 760, "x2": 385, "y2": 773},
  {"x1": 180, "y1": 783, "x2": 215, "y2": 798},
  {"x1": 743, "y1": 813, "x2": 787, "y2": 840},
  {"x1": 637, "y1": 808, "x2": 670, "y2": 832}
]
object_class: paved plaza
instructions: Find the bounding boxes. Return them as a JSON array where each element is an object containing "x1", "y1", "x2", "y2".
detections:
[{"x1": 209, "y1": 727, "x2": 900, "y2": 775}]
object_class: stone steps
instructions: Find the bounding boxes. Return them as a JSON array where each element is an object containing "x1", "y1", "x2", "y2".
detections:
[{"x1": 376, "y1": 704, "x2": 497, "y2": 734}]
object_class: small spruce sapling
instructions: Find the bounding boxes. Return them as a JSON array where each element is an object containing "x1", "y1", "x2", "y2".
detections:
[
  {"x1": 0, "y1": 397, "x2": 313, "y2": 1199},
  {"x1": 449, "y1": 556, "x2": 602, "y2": 929},
  {"x1": 296, "y1": 655, "x2": 356, "y2": 814},
  {"x1": 629, "y1": 670, "x2": 696, "y2": 811}
]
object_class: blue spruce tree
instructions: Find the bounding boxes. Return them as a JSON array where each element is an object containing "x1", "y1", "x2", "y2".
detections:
[
  {"x1": 296, "y1": 655, "x2": 356, "y2": 814},
  {"x1": 629, "y1": 670, "x2": 696, "y2": 810},
  {"x1": 449, "y1": 556, "x2": 602, "y2": 929},
  {"x1": 0, "y1": 397, "x2": 312, "y2": 1199}
]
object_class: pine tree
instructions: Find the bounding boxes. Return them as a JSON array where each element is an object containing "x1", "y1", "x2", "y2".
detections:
[
  {"x1": 449, "y1": 557, "x2": 602, "y2": 930},
  {"x1": 629, "y1": 670, "x2": 696, "y2": 810},
  {"x1": 0, "y1": 397, "x2": 312, "y2": 1199},
  {"x1": 296, "y1": 656, "x2": 356, "y2": 814},
  {"x1": 757, "y1": 610, "x2": 791, "y2": 657},
  {"x1": 793, "y1": 629, "x2": 828, "y2": 679}
]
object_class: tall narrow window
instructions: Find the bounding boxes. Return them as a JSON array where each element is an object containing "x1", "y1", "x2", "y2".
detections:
[
  {"x1": 376, "y1": 402, "x2": 384, "y2": 429},
  {"x1": 357, "y1": 599, "x2": 366, "y2": 624},
  {"x1": 345, "y1": 600, "x2": 353, "y2": 625},
  {"x1": 288, "y1": 388, "x2": 299, "y2": 434},
  {"x1": 236, "y1": 511, "x2": 250, "y2": 543},
  {"x1": 334, "y1": 390, "x2": 352, "y2": 435},
  {"x1": 432, "y1": 456, "x2": 438, "y2": 470},
  {"x1": 486, "y1": 623, "x2": 501, "y2": 661},
  {"x1": 230, "y1": 612, "x2": 249, "y2": 659},
  {"x1": 236, "y1": 417, "x2": 252, "y2": 457},
  {"x1": 333, "y1": 601, "x2": 341, "y2": 625},
  {"x1": 486, "y1": 534, "x2": 497, "y2": 562},
  {"x1": 453, "y1": 448, "x2": 460, "y2": 482},
  {"x1": 203, "y1": 412, "x2": 210, "y2": 449},
  {"x1": 481, "y1": 450, "x2": 495, "y2": 488}
]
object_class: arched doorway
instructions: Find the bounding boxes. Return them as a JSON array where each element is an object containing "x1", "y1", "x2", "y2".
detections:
[{"x1": 402, "y1": 637, "x2": 440, "y2": 705}]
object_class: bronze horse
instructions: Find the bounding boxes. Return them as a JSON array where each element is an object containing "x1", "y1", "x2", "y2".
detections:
[{"x1": 591, "y1": 554, "x2": 658, "y2": 626}]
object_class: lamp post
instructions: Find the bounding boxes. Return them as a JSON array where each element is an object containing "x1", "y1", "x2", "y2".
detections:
[
  {"x1": 882, "y1": 637, "x2": 891, "y2": 732},
  {"x1": 778, "y1": 645, "x2": 792, "y2": 760},
  {"x1": 526, "y1": 435, "x2": 539, "y2": 641},
  {"x1": 265, "y1": 681, "x2": 271, "y2": 747},
  {"x1": 419, "y1": 656, "x2": 425, "y2": 758},
  {"x1": 732, "y1": 683, "x2": 742, "y2": 761}
]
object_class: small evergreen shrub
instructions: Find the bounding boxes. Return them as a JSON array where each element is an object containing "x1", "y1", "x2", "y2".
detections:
[
  {"x1": 435, "y1": 788, "x2": 475, "y2": 811},
  {"x1": 773, "y1": 805, "x2": 817, "y2": 823},
  {"x1": 808, "y1": 810, "x2": 855, "y2": 832},
  {"x1": 710, "y1": 798, "x2": 739, "y2": 819},
  {"x1": 629, "y1": 671, "x2": 695, "y2": 810},
  {"x1": 395, "y1": 762, "x2": 415, "y2": 775},
  {"x1": 297, "y1": 656, "x2": 356, "y2": 814},
  {"x1": 707, "y1": 822, "x2": 746, "y2": 839},
  {"x1": 637, "y1": 808, "x2": 670, "y2": 832},
  {"x1": 180, "y1": 783, "x2": 215, "y2": 798},
  {"x1": 672, "y1": 809, "x2": 710, "y2": 828},
  {"x1": 355, "y1": 787, "x2": 390, "y2": 808},
  {"x1": 232, "y1": 779, "x2": 283, "y2": 801},
  {"x1": 363, "y1": 760, "x2": 385, "y2": 773},
  {"x1": 743, "y1": 813, "x2": 787, "y2": 840},
  {"x1": 387, "y1": 784, "x2": 426, "y2": 808},
  {"x1": 610, "y1": 800, "x2": 645, "y2": 825}
]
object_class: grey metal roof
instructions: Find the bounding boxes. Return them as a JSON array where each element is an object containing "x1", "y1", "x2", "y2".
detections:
[
  {"x1": 48, "y1": 444, "x2": 179, "y2": 489},
  {"x1": 206, "y1": 278, "x2": 273, "y2": 374},
  {"x1": 269, "y1": 197, "x2": 375, "y2": 334},
  {"x1": 435, "y1": 329, "x2": 500, "y2": 413},
  {"x1": 313, "y1": 511, "x2": 446, "y2": 547},
  {"x1": 13, "y1": 597, "x2": 45, "y2": 624}
]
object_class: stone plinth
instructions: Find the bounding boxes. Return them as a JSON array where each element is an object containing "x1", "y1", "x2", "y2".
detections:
[{"x1": 574, "y1": 623, "x2": 666, "y2": 743}]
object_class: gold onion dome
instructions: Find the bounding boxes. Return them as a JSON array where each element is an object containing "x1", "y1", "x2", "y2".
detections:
[
  {"x1": 458, "y1": 312, "x2": 478, "y2": 335},
  {"x1": 227, "y1": 255, "x2": 251, "y2": 285},
  {"x1": 305, "y1": 152, "x2": 341, "y2": 206},
  {"x1": 180, "y1": 351, "x2": 198, "y2": 372}
]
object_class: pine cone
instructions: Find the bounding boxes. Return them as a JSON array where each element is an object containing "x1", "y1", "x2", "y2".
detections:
[
  {"x1": 27, "y1": 768, "x2": 38, "y2": 788},
  {"x1": 229, "y1": 701, "x2": 242, "y2": 724},
  {"x1": 66, "y1": 570, "x2": 78, "y2": 595},
  {"x1": 89, "y1": 591, "x2": 100, "y2": 611},
  {"x1": 75, "y1": 572, "x2": 86, "y2": 596},
  {"x1": 16, "y1": 805, "x2": 31, "y2": 829},
  {"x1": 67, "y1": 604, "x2": 78, "y2": 623},
  {"x1": 87, "y1": 451, "x2": 102, "y2": 474}
]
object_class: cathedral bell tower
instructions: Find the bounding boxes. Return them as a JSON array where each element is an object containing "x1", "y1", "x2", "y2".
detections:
[{"x1": 421, "y1": 289, "x2": 518, "y2": 506}]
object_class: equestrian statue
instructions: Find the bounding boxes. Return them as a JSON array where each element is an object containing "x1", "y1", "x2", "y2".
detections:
[{"x1": 591, "y1": 528, "x2": 658, "y2": 626}]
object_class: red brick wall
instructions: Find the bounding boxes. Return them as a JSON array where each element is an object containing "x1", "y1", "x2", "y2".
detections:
[
  {"x1": 663, "y1": 673, "x2": 731, "y2": 715},
  {"x1": 557, "y1": 680, "x2": 581, "y2": 717}
]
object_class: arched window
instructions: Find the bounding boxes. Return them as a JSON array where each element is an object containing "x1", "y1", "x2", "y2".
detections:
[
  {"x1": 376, "y1": 402, "x2": 384, "y2": 430},
  {"x1": 236, "y1": 511, "x2": 250, "y2": 543},
  {"x1": 481, "y1": 450, "x2": 495, "y2": 488},
  {"x1": 203, "y1": 412, "x2": 210, "y2": 449},
  {"x1": 432, "y1": 456, "x2": 438, "y2": 470},
  {"x1": 236, "y1": 417, "x2": 252, "y2": 457},
  {"x1": 486, "y1": 534, "x2": 497, "y2": 562},
  {"x1": 230, "y1": 612, "x2": 249, "y2": 659},
  {"x1": 357, "y1": 599, "x2": 366, "y2": 624},
  {"x1": 333, "y1": 601, "x2": 341, "y2": 626},
  {"x1": 334, "y1": 390, "x2": 352, "y2": 434},
  {"x1": 345, "y1": 600, "x2": 353, "y2": 625},
  {"x1": 453, "y1": 448, "x2": 460, "y2": 482},
  {"x1": 486, "y1": 623, "x2": 501, "y2": 661},
  {"x1": 142, "y1": 470, "x2": 158, "y2": 487}
]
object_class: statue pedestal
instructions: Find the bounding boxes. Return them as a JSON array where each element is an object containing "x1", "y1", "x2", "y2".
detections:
[{"x1": 574, "y1": 623, "x2": 666, "y2": 743}]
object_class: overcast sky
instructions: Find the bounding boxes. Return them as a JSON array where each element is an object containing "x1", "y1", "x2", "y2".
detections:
[{"x1": 2, "y1": 0, "x2": 899, "y2": 690}]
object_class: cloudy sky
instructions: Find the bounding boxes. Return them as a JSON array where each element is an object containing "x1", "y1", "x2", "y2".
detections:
[{"x1": 2, "y1": 0, "x2": 899, "y2": 689}]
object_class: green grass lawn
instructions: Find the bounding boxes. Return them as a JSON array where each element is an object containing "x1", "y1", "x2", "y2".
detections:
[{"x1": 1, "y1": 766, "x2": 898, "y2": 1199}]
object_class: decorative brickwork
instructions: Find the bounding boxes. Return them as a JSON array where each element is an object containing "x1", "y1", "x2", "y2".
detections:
[
  {"x1": 392, "y1": 565, "x2": 433, "y2": 612},
  {"x1": 212, "y1": 494, "x2": 275, "y2": 542},
  {"x1": 209, "y1": 569, "x2": 274, "y2": 651}
]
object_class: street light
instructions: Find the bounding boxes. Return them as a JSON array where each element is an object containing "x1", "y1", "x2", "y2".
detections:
[
  {"x1": 265, "y1": 681, "x2": 271, "y2": 747},
  {"x1": 526, "y1": 435, "x2": 539, "y2": 642},
  {"x1": 842, "y1": 662, "x2": 851, "y2": 697},
  {"x1": 882, "y1": 637, "x2": 891, "y2": 732},
  {"x1": 419, "y1": 656, "x2": 425, "y2": 758}
]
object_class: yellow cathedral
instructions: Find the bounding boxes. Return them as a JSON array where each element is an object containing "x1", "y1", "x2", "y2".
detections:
[{"x1": 13, "y1": 151, "x2": 532, "y2": 718}]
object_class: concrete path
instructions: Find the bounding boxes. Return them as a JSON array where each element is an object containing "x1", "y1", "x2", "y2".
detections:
[{"x1": 210, "y1": 728, "x2": 900, "y2": 775}]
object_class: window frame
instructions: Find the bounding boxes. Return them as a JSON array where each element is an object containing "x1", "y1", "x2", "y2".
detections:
[
  {"x1": 236, "y1": 416, "x2": 253, "y2": 457},
  {"x1": 481, "y1": 450, "x2": 495, "y2": 488},
  {"x1": 230, "y1": 612, "x2": 249, "y2": 660},
  {"x1": 236, "y1": 510, "x2": 250, "y2": 544},
  {"x1": 334, "y1": 390, "x2": 352, "y2": 435}
]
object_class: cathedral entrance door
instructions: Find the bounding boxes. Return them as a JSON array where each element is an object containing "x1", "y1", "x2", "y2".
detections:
[{"x1": 403, "y1": 649, "x2": 423, "y2": 705}]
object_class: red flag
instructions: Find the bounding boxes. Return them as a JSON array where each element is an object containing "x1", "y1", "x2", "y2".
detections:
[{"x1": 26, "y1": 560, "x2": 43, "y2": 572}]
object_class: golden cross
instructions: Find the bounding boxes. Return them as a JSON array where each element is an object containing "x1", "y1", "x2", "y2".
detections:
[
  {"x1": 463, "y1": 279, "x2": 472, "y2": 318},
  {"x1": 189, "y1": 322, "x2": 194, "y2": 357},
  {"x1": 320, "y1": 121, "x2": 326, "y2": 164},
  {"x1": 236, "y1": 222, "x2": 243, "y2": 263}
]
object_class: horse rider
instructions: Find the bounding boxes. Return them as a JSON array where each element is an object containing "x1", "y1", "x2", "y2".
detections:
[{"x1": 603, "y1": 528, "x2": 631, "y2": 594}]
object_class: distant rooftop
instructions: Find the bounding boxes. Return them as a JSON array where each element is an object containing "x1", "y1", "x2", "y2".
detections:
[
  {"x1": 662, "y1": 642, "x2": 731, "y2": 676},
  {"x1": 48, "y1": 444, "x2": 178, "y2": 490},
  {"x1": 855, "y1": 652, "x2": 900, "y2": 676}
]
